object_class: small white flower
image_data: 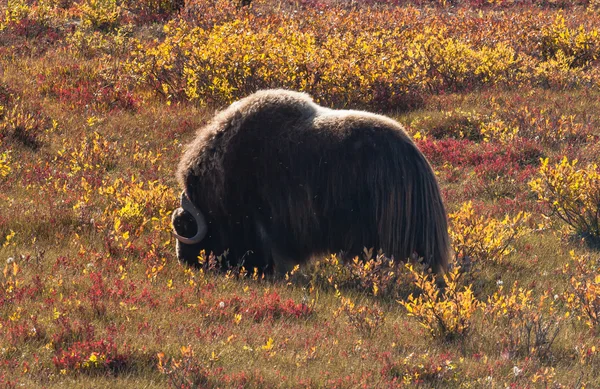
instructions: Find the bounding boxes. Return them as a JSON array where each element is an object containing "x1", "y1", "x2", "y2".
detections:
[
  {"x1": 554, "y1": 294, "x2": 559, "y2": 300},
  {"x1": 513, "y1": 366, "x2": 522, "y2": 376},
  {"x1": 86, "y1": 262, "x2": 94, "y2": 269},
  {"x1": 496, "y1": 279, "x2": 503, "y2": 286},
  {"x1": 219, "y1": 301, "x2": 225, "y2": 309},
  {"x1": 7, "y1": 257, "x2": 14, "y2": 264}
]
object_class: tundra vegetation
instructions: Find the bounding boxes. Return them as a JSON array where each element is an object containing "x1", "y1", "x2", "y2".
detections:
[{"x1": 1, "y1": 0, "x2": 600, "y2": 387}]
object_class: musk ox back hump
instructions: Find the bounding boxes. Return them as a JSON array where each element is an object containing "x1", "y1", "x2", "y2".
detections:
[{"x1": 174, "y1": 89, "x2": 450, "y2": 274}]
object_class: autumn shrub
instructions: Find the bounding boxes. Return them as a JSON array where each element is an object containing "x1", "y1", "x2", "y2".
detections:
[
  {"x1": 66, "y1": 24, "x2": 135, "y2": 58},
  {"x1": 479, "y1": 118, "x2": 520, "y2": 144},
  {"x1": 127, "y1": 18, "x2": 424, "y2": 109},
  {"x1": 540, "y1": 14, "x2": 600, "y2": 69},
  {"x1": 563, "y1": 251, "x2": 600, "y2": 330},
  {"x1": 37, "y1": 62, "x2": 137, "y2": 111},
  {"x1": 0, "y1": 149, "x2": 11, "y2": 179},
  {"x1": 510, "y1": 106, "x2": 590, "y2": 148},
  {"x1": 79, "y1": 0, "x2": 122, "y2": 31},
  {"x1": 2, "y1": 0, "x2": 33, "y2": 28},
  {"x1": 0, "y1": 102, "x2": 49, "y2": 149},
  {"x1": 3, "y1": 313, "x2": 48, "y2": 347},
  {"x1": 449, "y1": 201, "x2": 531, "y2": 270},
  {"x1": 334, "y1": 294, "x2": 385, "y2": 336},
  {"x1": 306, "y1": 254, "x2": 354, "y2": 290},
  {"x1": 527, "y1": 13, "x2": 600, "y2": 87},
  {"x1": 414, "y1": 28, "x2": 525, "y2": 91},
  {"x1": 101, "y1": 177, "x2": 176, "y2": 235},
  {"x1": 1, "y1": 260, "x2": 19, "y2": 306},
  {"x1": 121, "y1": 3, "x2": 600, "y2": 110},
  {"x1": 180, "y1": 0, "x2": 243, "y2": 29},
  {"x1": 122, "y1": 0, "x2": 185, "y2": 23},
  {"x1": 417, "y1": 137, "x2": 543, "y2": 169},
  {"x1": 3, "y1": 1, "x2": 600, "y2": 387},
  {"x1": 126, "y1": 16, "x2": 547, "y2": 110},
  {"x1": 485, "y1": 283, "x2": 562, "y2": 360},
  {"x1": 307, "y1": 253, "x2": 414, "y2": 298},
  {"x1": 406, "y1": 109, "x2": 483, "y2": 140},
  {"x1": 58, "y1": 131, "x2": 119, "y2": 174},
  {"x1": 0, "y1": 0, "x2": 62, "y2": 39},
  {"x1": 534, "y1": 50, "x2": 597, "y2": 88},
  {"x1": 473, "y1": 159, "x2": 537, "y2": 200},
  {"x1": 53, "y1": 338, "x2": 127, "y2": 374},
  {"x1": 219, "y1": 290, "x2": 313, "y2": 322},
  {"x1": 529, "y1": 157, "x2": 600, "y2": 242},
  {"x1": 399, "y1": 265, "x2": 480, "y2": 341}
]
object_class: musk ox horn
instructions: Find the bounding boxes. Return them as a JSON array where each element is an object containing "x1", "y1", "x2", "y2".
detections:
[{"x1": 172, "y1": 191, "x2": 207, "y2": 245}]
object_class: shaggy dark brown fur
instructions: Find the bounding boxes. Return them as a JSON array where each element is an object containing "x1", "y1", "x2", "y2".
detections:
[{"x1": 173, "y1": 89, "x2": 450, "y2": 274}]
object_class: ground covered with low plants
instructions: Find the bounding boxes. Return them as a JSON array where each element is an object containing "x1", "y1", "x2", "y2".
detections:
[{"x1": 1, "y1": 0, "x2": 600, "y2": 387}]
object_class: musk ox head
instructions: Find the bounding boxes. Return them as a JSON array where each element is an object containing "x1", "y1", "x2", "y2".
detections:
[{"x1": 172, "y1": 89, "x2": 451, "y2": 275}]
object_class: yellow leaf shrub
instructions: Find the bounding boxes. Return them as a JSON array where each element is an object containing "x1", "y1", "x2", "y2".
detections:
[
  {"x1": 534, "y1": 49, "x2": 594, "y2": 88},
  {"x1": 66, "y1": 24, "x2": 135, "y2": 58},
  {"x1": 399, "y1": 265, "x2": 480, "y2": 341},
  {"x1": 414, "y1": 28, "x2": 525, "y2": 90},
  {"x1": 2, "y1": 260, "x2": 20, "y2": 299},
  {"x1": 79, "y1": 0, "x2": 122, "y2": 31},
  {"x1": 57, "y1": 132, "x2": 118, "y2": 175},
  {"x1": 334, "y1": 294, "x2": 385, "y2": 336},
  {"x1": 0, "y1": 103, "x2": 46, "y2": 149},
  {"x1": 563, "y1": 251, "x2": 600, "y2": 329},
  {"x1": 449, "y1": 202, "x2": 530, "y2": 269},
  {"x1": 1, "y1": 0, "x2": 66, "y2": 31},
  {"x1": 100, "y1": 178, "x2": 176, "y2": 235},
  {"x1": 529, "y1": 157, "x2": 600, "y2": 240},
  {"x1": 479, "y1": 119, "x2": 519, "y2": 144},
  {"x1": 0, "y1": 150, "x2": 11, "y2": 178},
  {"x1": 513, "y1": 107, "x2": 587, "y2": 147},
  {"x1": 307, "y1": 253, "x2": 413, "y2": 299},
  {"x1": 3, "y1": 0, "x2": 30, "y2": 27},
  {"x1": 127, "y1": 18, "x2": 531, "y2": 109},
  {"x1": 485, "y1": 283, "x2": 562, "y2": 359},
  {"x1": 540, "y1": 13, "x2": 600, "y2": 68}
]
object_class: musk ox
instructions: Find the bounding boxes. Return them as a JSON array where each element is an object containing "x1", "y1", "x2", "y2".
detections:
[{"x1": 171, "y1": 89, "x2": 450, "y2": 275}]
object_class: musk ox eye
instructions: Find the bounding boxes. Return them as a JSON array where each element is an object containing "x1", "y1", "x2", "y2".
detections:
[{"x1": 171, "y1": 208, "x2": 198, "y2": 239}]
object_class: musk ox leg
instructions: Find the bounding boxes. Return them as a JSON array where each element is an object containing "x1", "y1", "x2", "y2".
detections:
[
  {"x1": 270, "y1": 248, "x2": 298, "y2": 276},
  {"x1": 255, "y1": 219, "x2": 299, "y2": 276}
]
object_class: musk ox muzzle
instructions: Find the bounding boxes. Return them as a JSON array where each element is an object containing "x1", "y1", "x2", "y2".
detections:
[{"x1": 171, "y1": 191, "x2": 207, "y2": 245}]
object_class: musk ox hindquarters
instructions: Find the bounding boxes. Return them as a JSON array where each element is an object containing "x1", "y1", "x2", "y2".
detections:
[{"x1": 171, "y1": 89, "x2": 450, "y2": 274}]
